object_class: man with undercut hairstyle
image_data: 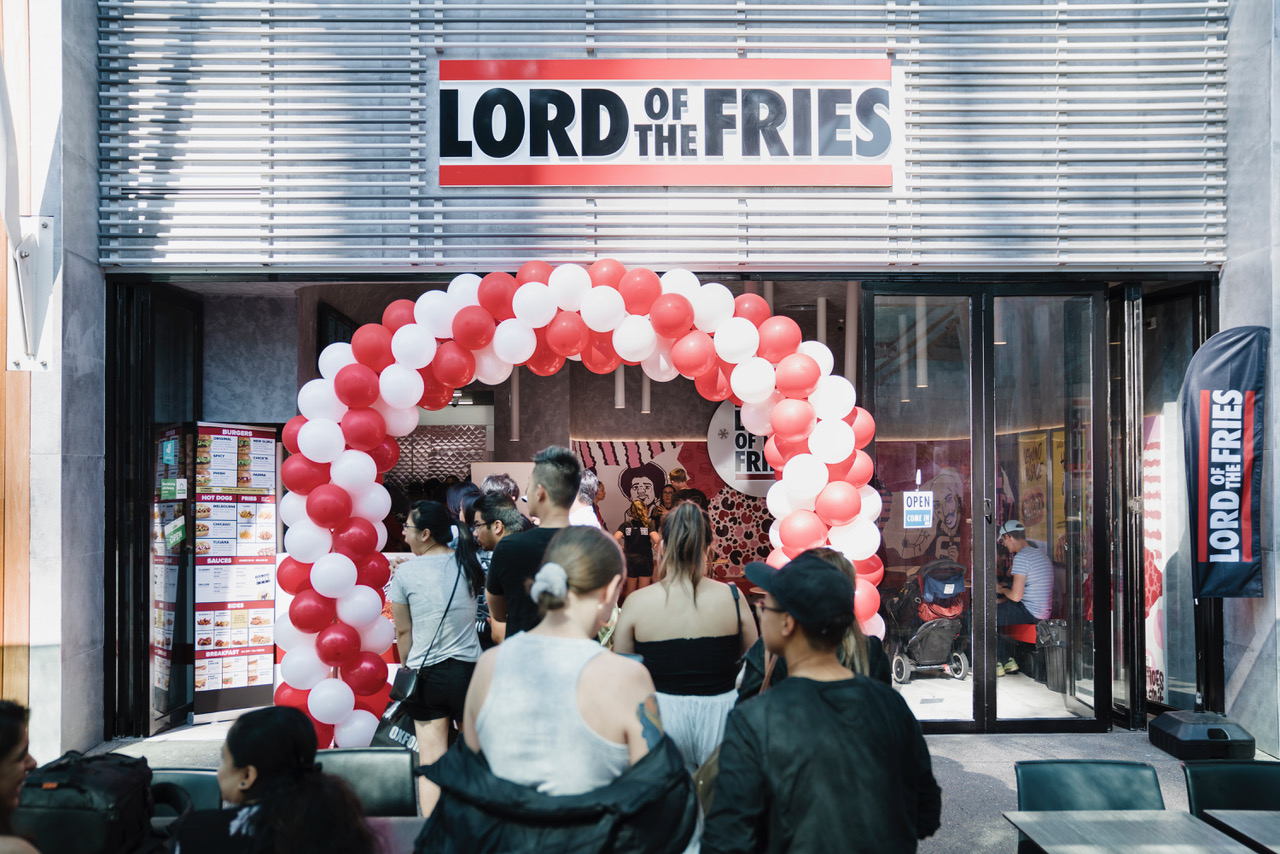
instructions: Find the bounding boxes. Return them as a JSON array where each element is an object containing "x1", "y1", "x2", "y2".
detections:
[{"x1": 485, "y1": 445, "x2": 582, "y2": 636}]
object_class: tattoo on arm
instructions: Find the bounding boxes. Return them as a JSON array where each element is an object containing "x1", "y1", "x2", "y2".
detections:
[{"x1": 637, "y1": 695, "x2": 663, "y2": 749}]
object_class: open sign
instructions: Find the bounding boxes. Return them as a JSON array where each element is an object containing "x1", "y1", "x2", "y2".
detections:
[{"x1": 903, "y1": 490, "x2": 933, "y2": 529}]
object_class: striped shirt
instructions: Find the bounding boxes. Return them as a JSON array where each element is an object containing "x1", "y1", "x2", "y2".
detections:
[{"x1": 1012, "y1": 545, "x2": 1053, "y2": 620}]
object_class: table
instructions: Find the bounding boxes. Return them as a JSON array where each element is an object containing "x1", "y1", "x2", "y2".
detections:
[
  {"x1": 1204, "y1": 810, "x2": 1280, "y2": 853},
  {"x1": 1003, "y1": 810, "x2": 1253, "y2": 853}
]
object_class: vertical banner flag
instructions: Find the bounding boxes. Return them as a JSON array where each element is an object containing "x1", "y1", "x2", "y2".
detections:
[{"x1": 1179, "y1": 326, "x2": 1269, "y2": 597}]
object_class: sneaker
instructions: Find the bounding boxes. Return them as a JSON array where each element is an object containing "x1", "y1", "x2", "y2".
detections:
[
  {"x1": 1004, "y1": 657, "x2": 1020, "y2": 674},
  {"x1": 996, "y1": 661, "x2": 1006, "y2": 677}
]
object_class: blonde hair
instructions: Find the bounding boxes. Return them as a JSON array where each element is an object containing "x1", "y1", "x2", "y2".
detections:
[
  {"x1": 627, "y1": 499, "x2": 650, "y2": 526},
  {"x1": 804, "y1": 547, "x2": 871, "y2": 677},
  {"x1": 535, "y1": 526, "x2": 624, "y2": 611},
  {"x1": 657, "y1": 503, "x2": 711, "y2": 603}
]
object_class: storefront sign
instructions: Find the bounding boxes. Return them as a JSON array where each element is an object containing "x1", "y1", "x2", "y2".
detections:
[
  {"x1": 1180, "y1": 326, "x2": 1269, "y2": 597},
  {"x1": 439, "y1": 58, "x2": 894, "y2": 187},
  {"x1": 903, "y1": 491, "x2": 933, "y2": 529},
  {"x1": 707, "y1": 401, "x2": 774, "y2": 497}
]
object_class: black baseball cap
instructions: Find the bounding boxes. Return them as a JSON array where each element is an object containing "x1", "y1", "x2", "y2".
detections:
[{"x1": 744, "y1": 553, "x2": 856, "y2": 627}]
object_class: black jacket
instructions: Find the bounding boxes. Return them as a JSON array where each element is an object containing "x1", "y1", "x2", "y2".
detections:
[
  {"x1": 704, "y1": 676, "x2": 942, "y2": 854},
  {"x1": 737, "y1": 635, "x2": 892, "y2": 703},
  {"x1": 415, "y1": 736, "x2": 698, "y2": 854}
]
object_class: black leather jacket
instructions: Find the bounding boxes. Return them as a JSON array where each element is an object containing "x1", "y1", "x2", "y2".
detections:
[{"x1": 414, "y1": 736, "x2": 698, "y2": 854}]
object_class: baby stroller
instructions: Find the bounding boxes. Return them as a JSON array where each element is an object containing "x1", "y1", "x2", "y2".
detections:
[{"x1": 885, "y1": 558, "x2": 970, "y2": 684}]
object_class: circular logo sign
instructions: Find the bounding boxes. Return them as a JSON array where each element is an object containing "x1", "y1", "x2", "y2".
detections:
[{"x1": 707, "y1": 400, "x2": 775, "y2": 497}]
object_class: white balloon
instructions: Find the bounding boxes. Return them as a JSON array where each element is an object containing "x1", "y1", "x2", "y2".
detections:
[
  {"x1": 297, "y1": 379, "x2": 349, "y2": 423},
  {"x1": 379, "y1": 363, "x2": 425, "y2": 410},
  {"x1": 281, "y1": 646, "x2": 330, "y2": 690},
  {"x1": 284, "y1": 521, "x2": 333, "y2": 564},
  {"x1": 511, "y1": 282, "x2": 557, "y2": 328},
  {"x1": 797, "y1": 340, "x2": 835, "y2": 377},
  {"x1": 279, "y1": 491, "x2": 308, "y2": 527},
  {"x1": 493, "y1": 319, "x2": 537, "y2": 364},
  {"x1": 318, "y1": 343, "x2": 356, "y2": 381},
  {"x1": 337, "y1": 585, "x2": 385, "y2": 629},
  {"x1": 414, "y1": 290, "x2": 461, "y2": 340},
  {"x1": 360, "y1": 617, "x2": 396, "y2": 654},
  {"x1": 740, "y1": 391, "x2": 782, "y2": 435},
  {"x1": 296, "y1": 418, "x2": 346, "y2": 464},
  {"x1": 308, "y1": 677, "x2": 356, "y2": 725},
  {"x1": 782, "y1": 453, "x2": 829, "y2": 502},
  {"x1": 640, "y1": 338, "x2": 680, "y2": 382},
  {"x1": 580, "y1": 287, "x2": 627, "y2": 333},
  {"x1": 447, "y1": 273, "x2": 482, "y2": 307},
  {"x1": 768, "y1": 520, "x2": 784, "y2": 550},
  {"x1": 808, "y1": 418, "x2": 857, "y2": 465},
  {"x1": 613, "y1": 315, "x2": 658, "y2": 362},
  {"x1": 861, "y1": 613, "x2": 887, "y2": 641},
  {"x1": 660, "y1": 268, "x2": 701, "y2": 299},
  {"x1": 474, "y1": 343, "x2": 514, "y2": 385},
  {"x1": 857, "y1": 484, "x2": 883, "y2": 521},
  {"x1": 692, "y1": 283, "x2": 736, "y2": 333},
  {"x1": 766, "y1": 480, "x2": 795, "y2": 520},
  {"x1": 731, "y1": 358, "x2": 777, "y2": 405},
  {"x1": 373, "y1": 520, "x2": 388, "y2": 551},
  {"x1": 352, "y1": 482, "x2": 392, "y2": 523},
  {"x1": 548, "y1": 264, "x2": 592, "y2": 310},
  {"x1": 374, "y1": 399, "x2": 420, "y2": 437},
  {"x1": 275, "y1": 614, "x2": 313, "y2": 653},
  {"x1": 334, "y1": 709, "x2": 380, "y2": 749},
  {"x1": 847, "y1": 518, "x2": 882, "y2": 561},
  {"x1": 713, "y1": 317, "x2": 761, "y2": 364},
  {"x1": 311, "y1": 552, "x2": 358, "y2": 598},
  {"x1": 391, "y1": 324, "x2": 438, "y2": 370},
  {"x1": 330, "y1": 450, "x2": 378, "y2": 491},
  {"x1": 809, "y1": 375, "x2": 857, "y2": 421}
]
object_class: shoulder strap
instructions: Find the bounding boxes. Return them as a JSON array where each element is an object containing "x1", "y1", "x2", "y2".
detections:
[
  {"x1": 419, "y1": 559, "x2": 464, "y2": 667},
  {"x1": 761, "y1": 652, "x2": 778, "y2": 694},
  {"x1": 730, "y1": 583, "x2": 742, "y2": 646}
]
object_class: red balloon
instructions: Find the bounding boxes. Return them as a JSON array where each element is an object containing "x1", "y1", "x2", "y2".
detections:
[
  {"x1": 854, "y1": 554, "x2": 885, "y2": 586},
  {"x1": 431, "y1": 340, "x2": 476, "y2": 387},
  {"x1": 847, "y1": 449, "x2": 874, "y2": 487},
  {"x1": 774, "y1": 353, "x2": 822, "y2": 399},
  {"x1": 316, "y1": 622, "x2": 363, "y2": 667},
  {"x1": 382, "y1": 299, "x2": 417, "y2": 333},
  {"x1": 332, "y1": 517, "x2": 378, "y2": 559},
  {"x1": 814, "y1": 481, "x2": 862, "y2": 527},
  {"x1": 312, "y1": 720, "x2": 335, "y2": 750},
  {"x1": 854, "y1": 578, "x2": 881, "y2": 623},
  {"x1": 588, "y1": 258, "x2": 626, "y2": 289},
  {"x1": 340, "y1": 408, "x2": 386, "y2": 452},
  {"x1": 452, "y1": 305, "x2": 497, "y2": 350},
  {"x1": 581, "y1": 332, "x2": 622, "y2": 374},
  {"x1": 351, "y1": 324, "x2": 395, "y2": 372},
  {"x1": 546, "y1": 311, "x2": 589, "y2": 357},
  {"x1": 778, "y1": 510, "x2": 828, "y2": 552},
  {"x1": 277, "y1": 556, "x2": 314, "y2": 595},
  {"x1": 617, "y1": 268, "x2": 662, "y2": 315},
  {"x1": 369, "y1": 437, "x2": 401, "y2": 473},
  {"x1": 766, "y1": 547, "x2": 789, "y2": 569},
  {"x1": 341, "y1": 651, "x2": 390, "y2": 696},
  {"x1": 419, "y1": 388, "x2": 454, "y2": 411},
  {"x1": 649, "y1": 293, "x2": 695, "y2": 339},
  {"x1": 516, "y1": 260, "x2": 553, "y2": 285},
  {"x1": 274, "y1": 682, "x2": 309, "y2": 710},
  {"x1": 671, "y1": 331, "x2": 718, "y2": 378},
  {"x1": 417, "y1": 366, "x2": 452, "y2": 398},
  {"x1": 694, "y1": 362, "x2": 733, "y2": 402},
  {"x1": 282, "y1": 415, "x2": 306, "y2": 455},
  {"x1": 771, "y1": 399, "x2": 817, "y2": 442},
  {"x1": 827, "y1": 449, "x2": 858, "y2": 484},
  {"x1": 734, "y1": 293, "x2": 772, "y2": 327},
  {"x1": 526, "y1": 327, "x2": 566, "y2": 376},
  {"x1": 281, "y1": 454, "x2": 331, "y2": 496},
  {"x1": 353, "y1": 682, "x2": 393, "y2": 717},
  {"x1": 306, "y1": 484, "x2": 353, "y2": 529},
  {"x1": 356, "y1": 553, "x2": 391, "y2": 590},
  {"x1": 757, "y1": 315, "x2": 803, "y2": 363},
  {"x1": 289, "y1": 589, "x2": 337, "y2": 633},
  {"x1": 334, "y1": 363, "x2": 381, "y2": 409},
  {"x1": 850, "y1": 407, "x2": 876, "y2": 449},
  {"x1": 478, "y1": 271, "x2": 519, "y2": 321},
  {"x1": 764, "y1": 434, "x2": 809, "y2": 473}
]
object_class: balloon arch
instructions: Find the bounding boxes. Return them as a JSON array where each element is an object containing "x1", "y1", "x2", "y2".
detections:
[{"x1": 272, "y1": 259, "x2": 887, "y2": 747}]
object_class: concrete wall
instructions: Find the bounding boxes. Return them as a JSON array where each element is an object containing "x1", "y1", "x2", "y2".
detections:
[
  {"x1": 203, "y1": 296, "x2": 299, "y2": 425},
  {"x1": 1220, "y1": 0, "x2": 1280, "y2": 758}
]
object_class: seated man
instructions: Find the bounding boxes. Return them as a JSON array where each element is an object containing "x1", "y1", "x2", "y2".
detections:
[
  {"x1": 995, "y1": 519, "x2": 1053, "y2": 676},
  {"x1": 703, "y1": 554, "x2": 941, "y2": 854}
]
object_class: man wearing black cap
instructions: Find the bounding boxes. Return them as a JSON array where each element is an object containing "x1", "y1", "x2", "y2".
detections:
[{"x1": 702, "y1": 554, "x2": 941, "y2": 854}]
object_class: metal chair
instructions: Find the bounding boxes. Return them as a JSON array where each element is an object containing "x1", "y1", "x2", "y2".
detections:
[
  {"x1": 1183, "y1": 760, "x2": 1280, "y2": 818},
  {"x1": 321, "y1": 747, "x2": 418, "y2": 817},
  {"x1": 1014, "y1": 760, "x2": 1164, "y2": 854},
  {"x1": 151, "y1": 767, "x2": 223, "y2": 815}
]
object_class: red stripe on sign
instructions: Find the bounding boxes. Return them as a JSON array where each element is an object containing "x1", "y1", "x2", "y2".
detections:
[
  {"x1": 441, "y1": 164, "x2": 893, "y2": 187},
  {"x1": 441, "y1": 58, "x2": 892, "y2": 82},
  {"x1": 1198, "y1": 389, "x2": 1210, "y2": 562},
  {"x1": 1242, "y1": 390, "x2": 1255, "y2": 562}
]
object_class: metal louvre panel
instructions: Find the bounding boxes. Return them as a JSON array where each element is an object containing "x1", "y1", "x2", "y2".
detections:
[{"x1": 99, "y1": 1, "x2": 1227, "y2": 272}]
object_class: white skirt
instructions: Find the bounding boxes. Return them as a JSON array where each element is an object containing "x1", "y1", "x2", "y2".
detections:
[{"x1": 655, "y1": 688, "x2": 738, "y2": 774}]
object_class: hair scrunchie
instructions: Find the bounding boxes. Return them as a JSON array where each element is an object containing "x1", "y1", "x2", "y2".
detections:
[{"x1": 530, "y1": 562, "x2": 569, "y2": 601}]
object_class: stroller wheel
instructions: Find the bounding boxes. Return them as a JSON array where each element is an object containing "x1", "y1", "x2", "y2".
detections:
[
  {"x1": 948, "y1": 651, "x2": 970, "y2": 681},
  {"x1": 892, "y1": 653, "x2": 912, "y2": 684}
]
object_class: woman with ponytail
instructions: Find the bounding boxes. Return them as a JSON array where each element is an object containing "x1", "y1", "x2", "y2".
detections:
[
  {"x1": 390, "y1": 499, "x2": 484, "y2": 815},
  {"x1": 176, "y1": 706, "x2": 375, "y2": 854}
]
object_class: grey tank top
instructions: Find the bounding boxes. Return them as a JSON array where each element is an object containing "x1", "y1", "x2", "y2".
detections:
[{"x1": 475, "y1": 632, "x2": 630, "y2": 796}]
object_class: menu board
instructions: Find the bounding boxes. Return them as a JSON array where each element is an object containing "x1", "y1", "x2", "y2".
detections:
[
  {"x1": 150, "y1": 426, "x2": 187, "y2": 712},
  {"x1": 194, "y1": 423, "x2": 279, "y2": 714}
]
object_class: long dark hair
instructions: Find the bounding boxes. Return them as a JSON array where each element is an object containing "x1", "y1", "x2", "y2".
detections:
[
  {"x1": 410, "y1": 499, "x2": 484, "y2": 597},
  {"x1": 0, "y1": 701, "x2": 28, "y2": 835},
  {"x1": 658, "y1": 502, "x2": 712, "y2": 603},
  {"x1": 225, "y1": 707, "x2": 376, "y2": 854}
]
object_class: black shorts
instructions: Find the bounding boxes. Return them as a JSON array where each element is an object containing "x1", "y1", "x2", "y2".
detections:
[{"x1": 403, "y1": 657, "x2": 476, "y2": 723}]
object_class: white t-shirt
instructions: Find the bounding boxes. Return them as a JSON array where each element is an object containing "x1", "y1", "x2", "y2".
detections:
[
  {"x1": 388, "y1": 553, "x2": 482, "y2": 669},
  {"x1": 568, "y1": 504, "x2": 602, "y2": 528}
]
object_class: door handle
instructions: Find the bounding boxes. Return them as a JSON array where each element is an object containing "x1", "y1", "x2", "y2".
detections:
[{"x1": 984, "y1": 499, "x2": 993, "y2": 525}]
